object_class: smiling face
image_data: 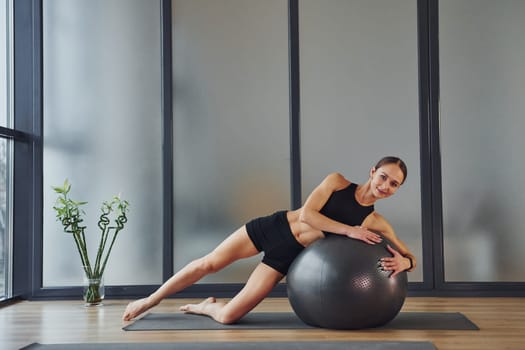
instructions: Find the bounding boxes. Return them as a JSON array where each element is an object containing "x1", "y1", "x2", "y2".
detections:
[{"x1": 369, "y1": 163, "x2": 405, "y2": 199}]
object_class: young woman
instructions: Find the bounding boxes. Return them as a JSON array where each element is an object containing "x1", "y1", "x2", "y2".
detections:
[{"x1": 122, "y1": 156, "x2": 416, "y2": 324}]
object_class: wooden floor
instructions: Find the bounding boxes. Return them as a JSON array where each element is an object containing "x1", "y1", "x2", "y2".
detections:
[{"x1": 1, "y1": 297, "x2": 524, "y2": 350}]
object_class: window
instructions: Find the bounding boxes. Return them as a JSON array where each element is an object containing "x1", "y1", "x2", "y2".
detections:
[
  {"x1": 299, "y1": 0, "x2": 422, "y2": 282},
  {"x1": 0, "y1": 0, "x2": 13, "y2": 301},
  {"x1": 0, "y1": 0, "x2": 10, "y2": 128},
  {"x1": 440, "y1": 0, "x2": 525, "y2": 281},
  {"x1": 171, "y1": 0, "x2": 290, "y2": 282},
  {"x1": 0, "y1": 139, "x2": 11, "y2": 300},
  {"x1": 42, "y1": 0, "x2": 163, "y2": 286}
]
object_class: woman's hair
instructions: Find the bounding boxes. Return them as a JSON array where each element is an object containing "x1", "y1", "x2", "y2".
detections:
[{"x1": 374, "y1": 156, "x2": 407, "y2": 184}]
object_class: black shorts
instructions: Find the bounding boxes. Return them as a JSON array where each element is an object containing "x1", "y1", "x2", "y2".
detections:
[{"x1": 245, "y1": 211, "x2": 305, "y2": 275}]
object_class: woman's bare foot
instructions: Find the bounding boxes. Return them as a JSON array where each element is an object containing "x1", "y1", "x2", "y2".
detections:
[
  {"x1": 122, "y1": 297, "x2": 157, "y2": 321},
  {"x1": 179, "y1": 297, "x2": 218, "y2": 315}
]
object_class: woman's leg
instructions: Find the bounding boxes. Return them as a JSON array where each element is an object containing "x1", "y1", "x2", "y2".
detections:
[
  {"x1": 122, "y1": 226, "x2": 260, "y2": 321},
  {"x1": 180, "y1": 262, "x2": 283, "y2": 324}
]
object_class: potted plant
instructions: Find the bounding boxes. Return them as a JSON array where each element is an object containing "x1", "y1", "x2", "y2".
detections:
[{"x1": 52, "y1": 179, "x2": 129, "y2": 306}]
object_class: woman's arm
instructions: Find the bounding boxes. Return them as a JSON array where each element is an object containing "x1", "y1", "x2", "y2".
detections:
[
  {"x1": 299, "y1": 173, "x2": 382, "y2": 245},
  {"x1": 364, "y1": 212, "x2": 417, "y2": 276}
]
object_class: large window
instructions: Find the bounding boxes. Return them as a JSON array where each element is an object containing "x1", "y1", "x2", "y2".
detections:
[
  {"x1": 0, "y1": 0, "x2": 13, "y2": 301},
  {"x1": 0, "y1": 0, "x2": 8, "y2": 129},
  {"x1": 0, "y1": 0, "x2": 10, "y2": 128},
  {"x1": 42, "y1": 0, "x2": 164, "y2": 286},
  {"x1": 440, "y1": 0, "x2": 525, "y2": 282},
  {"x1": 172, "y1": 0, "x2": 290, "y2": 283},
  {"x1": 299, "y1": 0, "x2": 422, "y2": 282},
  {"x1": 0, "y1": 139, "x2": 10, "y2": 301}
]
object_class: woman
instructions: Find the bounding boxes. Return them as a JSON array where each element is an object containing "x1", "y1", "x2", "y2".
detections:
[{"x1": 122, "y1": 156, "x2": 416, "y2": 324}]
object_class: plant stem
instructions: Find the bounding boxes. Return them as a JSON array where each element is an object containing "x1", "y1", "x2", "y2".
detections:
[
  {"x1": 99, "y1": 228, "x2": 121, "y2": 277},
  {"x1": 94, "y1": 223, "x2": 108, "y2": 277}
]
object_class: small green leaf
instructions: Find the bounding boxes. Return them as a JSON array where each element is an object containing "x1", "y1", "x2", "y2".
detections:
[
  {"x1": 52, "y1": 186, "x2": 64, "y2": 194},
  {"x1": 63, "y1": 179, "x2": 71, "y2": 194}
]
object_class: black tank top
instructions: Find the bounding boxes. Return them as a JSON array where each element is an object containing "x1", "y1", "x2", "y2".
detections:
[{"x1": 320, "y1": 182, "x2": 374, "y2": 229}]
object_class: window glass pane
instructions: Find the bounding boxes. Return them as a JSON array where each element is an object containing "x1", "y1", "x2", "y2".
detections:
[
  {"x1": 0, "y1": 138, "x2": 10, "y2": 300},
  {"x1": 42, "y1": 0, "x2": 163, "y2": 286},
  {"x1": 299, "y1": 0, "x2": 422, "y2": 281},
  {"x1": 172, "y1": 0, "x2": 290, "y2": 283},
  {"x1": 440, "y1": 0, "x2": 525, "y2": 281},
  {"x1": 0, "y1": 0, "x2": 10, "y2": 128},
  {"x1": 0, "y1": 0, "x2": 12, "y2": 301}
]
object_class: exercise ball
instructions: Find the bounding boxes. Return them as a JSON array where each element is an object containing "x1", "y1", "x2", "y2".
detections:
[{"x1": 287, "y1": 232, "x2": 408, "y2": 329}]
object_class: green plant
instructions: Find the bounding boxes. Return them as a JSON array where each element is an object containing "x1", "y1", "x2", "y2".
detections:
[{"x1": 52, "y1": 179, "x2": 129, "y2": 304}]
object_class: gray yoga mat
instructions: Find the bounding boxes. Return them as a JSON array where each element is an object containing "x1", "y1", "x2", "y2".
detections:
[
  {"x1": 22, "y1": 341, "x2": 437, "y2": 350},
  {"x1": 122, "y1": 311, "x2": 479, "y2": 331}
]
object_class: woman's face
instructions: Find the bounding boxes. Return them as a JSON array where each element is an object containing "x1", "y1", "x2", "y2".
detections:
[{"x1": 369, "y1": 163, "x2": 404, "y2": 199}]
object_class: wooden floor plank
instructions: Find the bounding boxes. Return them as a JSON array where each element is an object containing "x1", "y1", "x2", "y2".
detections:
[{"x1": 1, "y1": 297, "x2": 524, "y2": 350}]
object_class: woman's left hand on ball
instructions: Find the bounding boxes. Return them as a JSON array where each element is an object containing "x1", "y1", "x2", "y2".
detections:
[{"x1": 380, "y1": 245, "x2": 407, "y2": 278}]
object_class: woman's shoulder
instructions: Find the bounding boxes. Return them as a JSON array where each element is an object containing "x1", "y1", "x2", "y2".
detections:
[
  {"x1": 316, "y1": 173, "x2": 352, "y2": 193},
  {"x1": 324, "y1": 172, "x2": 352, "y2": 187}
]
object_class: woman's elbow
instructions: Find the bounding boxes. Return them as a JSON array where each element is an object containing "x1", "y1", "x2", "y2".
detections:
[{"x1": 298, "y1": 208, "x2": 311, "y2": 224}]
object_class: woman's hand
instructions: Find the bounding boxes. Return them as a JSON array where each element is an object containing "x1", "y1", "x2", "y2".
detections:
[
  {"x1": 347, "y1": 226, "x2": 383, "y2": 245},
  {"x1": 380, "y1": 245, "x2": 411, "y2": 278},
  {"x1": 122, "y1": 297, "x2": 157, "y2": 321}
]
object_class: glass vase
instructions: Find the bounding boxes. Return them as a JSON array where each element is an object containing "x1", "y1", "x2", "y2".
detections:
[{"x1": 83, "y1": 274, "x2": 105, "y2": 306}]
